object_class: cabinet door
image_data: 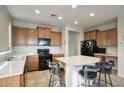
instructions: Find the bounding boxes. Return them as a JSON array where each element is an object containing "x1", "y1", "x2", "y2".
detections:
[
  {"x1": 0, "y1": 78, "x2": 6, "y2": 87},
  {"x1": 90, "y1": 31, "x2": 97, "y2": 40},
  {"x1": 12, "y1": 27, "x2": 26, "y2": 46},
  {"x1": 0, "y1": 75, "x2": 21, "y2": 87},
  {"x1": 51, "y1": 32, "x2": 56, "y2": 46},
  {"x1": 51, "y1": 32, "x2": 62, "y2": 46},
  {"x1": 84, "y1": 30, "x2": 98, "y2": 40},
  {"x1": 106, "y1": 28, "x2": 117, "y2": 47},
  {"x1": 37, "y1": 27, "x2": 51, "y2": 38},
  {"x1": 97, "y1": 31, "x2": 107, "y2": 47},
  {"x1": 84, "y1": 32, "x2": 90, "y2": 40},
  {"x1": 27, "y1": 55, "x2": 39, "y2": 71},
  {"x1": 26, "y1": 28, "x2": 38, "y2": 46},
  {"x1": 6, "y1": 75, "x2": 21, "y2": 87},
  {"x1": 20, "y1": 75, "x2": 25, "y2": 87},
  {"x1": 56, "y1": 32, "x2": 61, "y2": 46}
]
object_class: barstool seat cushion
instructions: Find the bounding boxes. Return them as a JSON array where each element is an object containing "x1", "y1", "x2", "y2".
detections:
[{"x1": 79, "y1": 65, "x2": 100, "y2": 79}]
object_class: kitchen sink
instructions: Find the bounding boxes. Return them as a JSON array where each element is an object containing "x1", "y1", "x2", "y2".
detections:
[
  {"x1": 7, "y1": 55, "x2": 25, "y2": 61},
  {"x1": 0, "y1": 61, "x2": 9, "y2": 70}
]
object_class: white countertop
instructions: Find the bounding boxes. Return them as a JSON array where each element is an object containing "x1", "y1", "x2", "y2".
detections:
[
  {"x1": 0, "y1": 55, "x2": 26, "y2": 79},
  {"x1": 56, "y1": 55, "x2": 100, "y2": 65}
]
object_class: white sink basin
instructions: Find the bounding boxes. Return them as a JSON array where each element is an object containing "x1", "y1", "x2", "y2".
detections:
[
  {"x1": 8, "y1": 55, "x2": 25, "y2": 61},
  {"x1": 0, "y1": 61, "x2": 9, "y2": 70}
]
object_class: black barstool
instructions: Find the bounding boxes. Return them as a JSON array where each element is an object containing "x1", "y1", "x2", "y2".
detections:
[
  {"x1": 79, "y1": 64, "x2": 100, "y2": 87},
  {"x1": 98, "y1": 60, "x2": 114, "y2": 87},
  {"x1": 47, "y1": 61, "x2": 65, "y2": 87}
]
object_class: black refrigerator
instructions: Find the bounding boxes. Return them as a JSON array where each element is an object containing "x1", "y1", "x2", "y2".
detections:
[{"x1": 81, "y1": 40, "x2": 98, "y2": 56}]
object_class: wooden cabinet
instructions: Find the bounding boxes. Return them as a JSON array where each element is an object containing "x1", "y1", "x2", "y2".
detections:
[
  {"x1": 26, "y1": 28, "x2": 38, "y2": 46},
  {"x1": 12, "y1": 26, "x2": 62, "y2": 46},
  {"x1": 84, "y1": 30, "x2": 98, "y2": 40},
  {"x1": 51, "y1": 32, "x2": 62, "y2": 46},
  {"x1": 27, "y1": 55, "x2": 39, "y2": 72},
  {"x1": 52, "y1": 54, "x2": 64, "y2": 62},
  {"x1": 12, "y1": 27, "x2": 38, "y2": 46},
  {"x1": 97, "y1": 31, "x2": 107, "y2": 47},
  {"x1": 96, "y1": 28, "x2": 117, "y2": 47},
  {"x1": 12, "y1": 27, "x2": 27, "y2": 46},
  {"x1": 0, "y1": 75, "x2": 24, "y2": 87},
  {"x1": 106, "y1": 28, "x2": 117, "y2": 47},
  {"x1": 37, "y1": 27, "x2": 51, "y2": 38}
]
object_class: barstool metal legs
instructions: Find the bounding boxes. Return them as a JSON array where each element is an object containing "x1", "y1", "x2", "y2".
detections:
[
  {"x1": 49, "y1": 72, "x2": 65, "y2": 87},
  {"x1": 49, "y1": 74, "x2": 52, "y2": 87},
  {"x1": 98, "y1": 72, "x2": 101, "y2": 86},
  {"x1": 104, "y1": 73, "x2": 107, "y2": 86},
  {"x1": 98, "y1": 72, "x2": 113, "y2": 87},
  {"x1": 108, "y1": 74, "x2": 113, "y2": 87}
]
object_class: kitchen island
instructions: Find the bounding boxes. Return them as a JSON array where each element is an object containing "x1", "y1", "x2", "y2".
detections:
[{"x1": 56, "y1": 55, "x2": 100, "y2": 87}]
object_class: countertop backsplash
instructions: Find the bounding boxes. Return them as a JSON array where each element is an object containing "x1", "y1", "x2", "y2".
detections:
[
  {"x1": 13, "y1": 46, "x2": 63, "y2": 55},
  {"x1": 106, "y1": 47, "x2": 117, "y2": 54},
  {"x1": 0, "y1": 51, "x2": 12, "y2": 62}
]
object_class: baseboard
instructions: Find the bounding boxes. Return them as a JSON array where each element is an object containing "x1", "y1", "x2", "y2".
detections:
[{"x1": 118, "y1": 74, "x2": 124, "y2": 78}]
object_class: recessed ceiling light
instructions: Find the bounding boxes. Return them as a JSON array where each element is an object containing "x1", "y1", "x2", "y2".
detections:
[
  {"x1": 58, "y1": 16, "x2": 62, "y2": 20},
  {"x1": 72, "y1": 5, "x2": 77, "y2": 8},
  {"x1": 90, "y1": 13, "x2": 95, "y2": 16},
  {"x1": 74, "y1": 21, "x2": 78, "y2": 24},
  {"x1": 35, "y1": 10, "x2": 40, "y2": 14}
]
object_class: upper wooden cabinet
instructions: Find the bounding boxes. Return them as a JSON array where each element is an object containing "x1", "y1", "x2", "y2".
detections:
[
  {"x1": 12, "y1": 26, "x2": 62, "y2": 46},
  {"x1": 84, "y1": 28, "x2": 117, "y2": 47},
  {"x1": 84, "y1": 30, "x2": 98, "y2": 40},
  {"x1": 12, "y1": 27, "x2": 27, "y2": 46},
  {"x1": 97, "y1": 28, "x2": 117, "y2": 47},
  {"x1": 51, "y1": 32, "x2": 62, "y2": 46},
  {"x1": 12, "y1": 27, "x2": 38, "y2": 46},
  {"x1": 26, "y1": 28, "x2": 38, "y2": 46},
  {"x1": 97, "y1": 31, "x2": 107, "y2": 47},
  {"x1": 106, "y1": 28, "x2": 117, "y2": 47},
  {"x1": 37, "y1": 27, "x2": 51, "y2": 38}
]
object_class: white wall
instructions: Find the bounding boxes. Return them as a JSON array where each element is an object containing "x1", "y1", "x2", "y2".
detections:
[
  {"x1": 62, "y1": 26, "x2": 83, "y2": 56},
  {"x1": 86, "y1": 22, "x2": 117, "y2": 31},
  {"x1": 13, "y1": 20, "x2": 60, "y2": 32},
  {"x1": 118, "y1": 13, "x2": 124, "y2": 77},
  {"x1": 0, "y1": 6, "x2": 13, "y2": 62},
  {"x1": 68, "y1": 31, "x2": 79, "y2": 56}
]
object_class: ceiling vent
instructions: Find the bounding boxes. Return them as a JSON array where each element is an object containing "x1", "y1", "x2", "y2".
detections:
[{"x1": 50, "y1": 14, "x2": 58, "y2": 18}]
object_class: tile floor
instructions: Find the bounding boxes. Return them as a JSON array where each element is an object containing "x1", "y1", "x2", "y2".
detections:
[{"x1": 25, "y1": 70, "x2": 124, "y2": 87}]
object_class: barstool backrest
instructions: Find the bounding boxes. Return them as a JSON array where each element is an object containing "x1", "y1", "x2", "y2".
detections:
[
  {"x1": 84, "y1": 65, "x2": 100, "y2": 72},
  {"x1": 47, "y1": 60, "x2": 60, "y2": 74},
  {"x1": 105, "y1": 60, "x2": 114, "y2": 68}
]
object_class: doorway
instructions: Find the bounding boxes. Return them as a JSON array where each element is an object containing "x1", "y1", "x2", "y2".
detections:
[{"x1": 68, "y1": 31, "x2": 79, "y2": 56}]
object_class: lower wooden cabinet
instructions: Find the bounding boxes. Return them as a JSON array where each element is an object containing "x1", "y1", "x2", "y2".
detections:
[
  {"x1": 27, "y1": 55, "x2": 39, "y2": 72},
  {"x1": 0, "y1": 75, "x2": 24, "y2": 87}
]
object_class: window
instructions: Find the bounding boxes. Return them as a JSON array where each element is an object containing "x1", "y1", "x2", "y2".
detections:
[{"x1": 0, "y1": 9, "x2": 11, "y2": 55}]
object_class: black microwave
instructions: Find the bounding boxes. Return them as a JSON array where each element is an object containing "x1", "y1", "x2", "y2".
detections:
[{"x1": 38, "y1": 38, "x2": 51, "y2": 46}]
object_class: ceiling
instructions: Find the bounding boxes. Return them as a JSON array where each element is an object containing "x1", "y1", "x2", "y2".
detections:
[{"x1": 6, "y1": 5, "x2": 124, "y2": 29}]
